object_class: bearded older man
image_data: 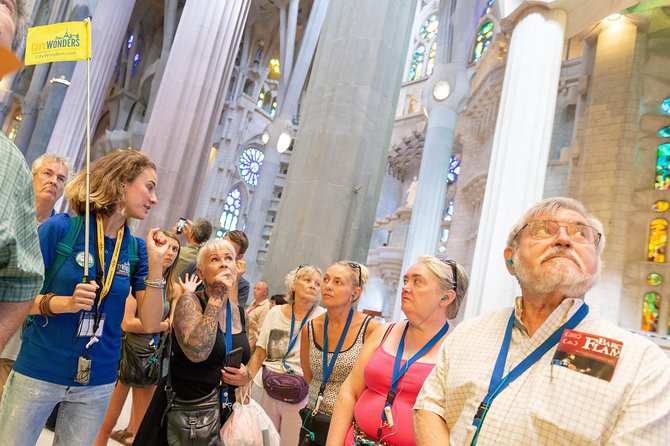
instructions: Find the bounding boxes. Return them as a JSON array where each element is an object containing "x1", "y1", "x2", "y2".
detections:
[{"x1": 413, "y1": 197, "x2": 670, "y2": 445}]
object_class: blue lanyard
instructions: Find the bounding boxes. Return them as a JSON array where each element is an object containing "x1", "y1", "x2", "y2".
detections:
[
  {"x1": 210, "y1": 295, "x2": 232, "y2": 405},
  {"x1": 470, "y1": 303, "x2": 589, "y2": 445},
  {"x1": 283, "y1": 304, "x2": 315, "y2": 372},
  {"x1": 320, "y1": 308, "x2": 354, "y2": 395},
  {"x1": 379, "y1": 321, "x2": 450, "y2": 430}
]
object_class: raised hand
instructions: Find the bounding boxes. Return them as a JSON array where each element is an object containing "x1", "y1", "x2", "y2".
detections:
[
  {"x1": 146, "y1": 228, "x2": 169, "y2": 263},
  {"x1": 178, "y1": 273, "x2": 202, "y2": 294}
]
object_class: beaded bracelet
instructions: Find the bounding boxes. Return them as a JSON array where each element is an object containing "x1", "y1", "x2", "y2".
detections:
[
  {"x1": 40, "y1": 293, "x2": 56, "y2": 317},
  {"x1": 144, "y1": 277, "x2": 166, "y2": 289}
]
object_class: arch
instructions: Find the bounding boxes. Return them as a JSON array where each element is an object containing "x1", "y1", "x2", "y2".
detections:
[
  {"x1": 404, "y1": 5, "x2": 439, "y2": 82},
  {"x1": 648, "y1": 218, "x2": 667, "y2": 262}
]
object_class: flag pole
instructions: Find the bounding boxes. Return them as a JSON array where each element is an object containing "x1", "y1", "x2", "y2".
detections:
[{"x1": 83, "y1": 17, "x2": 92, "y2": 283}]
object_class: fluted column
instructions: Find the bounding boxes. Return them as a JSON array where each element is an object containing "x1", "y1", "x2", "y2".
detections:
[
  {"x1": 463, "y1": 6, "x2": 567, "y2": 318},
  {"x1": 13, "y1": 0, "x2": 66, "y2": 157},
  {"x1": 138, "y1": 0, "x2": 251, "y2": 233},
  {"x1": 262, "y1": 0, "x2": 417, "y2": 293},
  {"x1": 45, "y1": 0, "x2": 136, "y2": 172}
]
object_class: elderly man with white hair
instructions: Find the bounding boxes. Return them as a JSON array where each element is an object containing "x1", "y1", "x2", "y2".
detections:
[{"x1": 413, "y1": 197, "x2": 670, "y2": 445}]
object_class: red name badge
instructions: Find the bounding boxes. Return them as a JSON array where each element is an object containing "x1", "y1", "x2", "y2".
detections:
[{"x1": 551, "y1": 329, "x2": 622, "y2": 382}]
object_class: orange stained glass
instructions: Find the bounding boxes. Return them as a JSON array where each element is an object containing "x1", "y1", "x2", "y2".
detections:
[
  {"x1": 642, "y1": 292, "x2": 661, "y2": 332},
  {"x1": 653, "y1": 200, "x2": 670, "y2": 212},
  {"x1": 648, "y1": 218, "x2": 667, "y2": 262}
]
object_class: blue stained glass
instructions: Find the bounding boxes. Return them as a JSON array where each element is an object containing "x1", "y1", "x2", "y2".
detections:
[
  {"x1": 656, "y1": 143, "x2": 670, "y2": 190},
  {"x1": 662, "y1": 97, "x2": 670, "y2": 115},
  {"x1": 660, "y1": 126, "x2": 670, "y2": 137},
  {"x1": 127, "y1": 33, "x2": 134, "y2": 49},
  {"x1": 444, "y1": 201, "x2": 454, "y2": 221},
  {"x1": 239, "y1": 148, "x2": 265, "y2": 187},
  {"x1": 447, "y1": 156, "x2": 461, "y2": 184}
]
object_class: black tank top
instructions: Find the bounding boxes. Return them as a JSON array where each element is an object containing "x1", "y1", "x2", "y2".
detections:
[{"x1": 170, "y1": 292, "x2": 251, "y2": 400}]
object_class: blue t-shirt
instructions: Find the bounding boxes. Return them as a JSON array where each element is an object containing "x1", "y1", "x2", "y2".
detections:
[{"x1": 14, "y1": 213, "x2": 148, "y2": 386}]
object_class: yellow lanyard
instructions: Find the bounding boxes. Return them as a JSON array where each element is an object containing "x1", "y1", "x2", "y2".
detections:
[{"x1": 95, "y1": 214, "x2": 124, "y2": 304}]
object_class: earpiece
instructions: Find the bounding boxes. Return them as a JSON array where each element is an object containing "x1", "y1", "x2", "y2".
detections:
[
  {"x1": 352, "y1": 294, "x2": 356, "y2": 299},
  {"x1": 506, "y1": 258, "x2": 513, "y2": 265},
  {"x1": 441, "y1": 297, "x2": 447, "y2": 301}
]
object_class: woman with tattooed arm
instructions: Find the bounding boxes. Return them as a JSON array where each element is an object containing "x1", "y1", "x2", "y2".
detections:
[{"x1": 133, "y1": 239, "x2": 252, "y2": 445}]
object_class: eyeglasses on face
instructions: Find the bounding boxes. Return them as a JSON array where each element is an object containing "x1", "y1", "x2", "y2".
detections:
[
  {"x1": 440, "y1": 259, "x2": 458, "y2": 291},
  {"x1": 516, "y1": 220, "x2": 601, "y2": 244},
  {"x1": 346, "y1": 262, "x2": 362, "y2": 287}
]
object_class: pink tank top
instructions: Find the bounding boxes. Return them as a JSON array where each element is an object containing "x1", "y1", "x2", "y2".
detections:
[{"x1": 345, "y1": 323, "x2": 437, "y2": 446}]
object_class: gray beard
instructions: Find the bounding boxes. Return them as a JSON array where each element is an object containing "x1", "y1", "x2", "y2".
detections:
[{"x1": 513, "y1": 251, "x2": 600, "y2": 298}]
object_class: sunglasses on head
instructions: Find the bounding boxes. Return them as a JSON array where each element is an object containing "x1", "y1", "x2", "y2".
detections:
[
  {"x1": 346, "y1": 261, "x2": 362, "y2": 287},
  {"x1": 441, "y1": 259, "x2": 458, "y2": 291}
]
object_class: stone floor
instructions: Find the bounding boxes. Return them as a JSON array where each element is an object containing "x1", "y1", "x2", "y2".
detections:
[{"x1": 36, "y1": 394, "x2": 131, "y2": 445}]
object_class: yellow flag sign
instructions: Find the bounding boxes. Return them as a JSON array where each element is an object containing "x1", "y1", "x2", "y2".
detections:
[{"x1": 25, "y1": 20, "x2": 91, "y2": 66}]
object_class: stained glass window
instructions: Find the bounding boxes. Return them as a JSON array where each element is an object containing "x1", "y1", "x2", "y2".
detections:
[
  {"x1": 659, "y1": 126, "x2": 670, "y2": 137},
  {"x1": 471, "y1": 21, "x2": 494, "y2": 63},
  {"x1": 420, "y1": 14, "x2": 438, "y2": 39},
  {"x1": 662, "y1": 97, "x2": 670, "y2": 115},
  {"x1": 239, "y1": 148, "x2": 264, "y2": 187},
  {"x1": 132, "y1": 52, "x2": 140, "y2": 77},
  {"x1": 220, "y1": 188, "x2": 241, "y2": 232},
  {"x1": 647, "y1": 273, "x2": 663, "y2": 286},
  {"x1": 653, "y1": 200, "x2": 670, "y2": 212},
  {"x1": 268, "y1": 59, "x2": 280, "y2": 80},
  {"x1": 642, "y1": 292, "x2": 660, "y2": 332},
  {"x1": 440, "y1": 228, "x2": 449, "y2": 243},
  {"x1": 447, "y1": 156, "x2": 461, "y2": 184},
  {"x1": 444, "y1": 201, "x2": 454, "y2": 221},
  {"x1": 481, "y1": 0, "x2": 495, "y2": 15},
  {"x1": 655, "y1": 143, "x2": 670, "y2": 190},
  {"x1": 408, "y1": 45, "x2": 425, "y2": 82},
  {"x1": 426, "y1": 42, "x2": 437, "y2": 77},
  {"x1": 648, "y1": 218, "x2": 667, "y2": 262},
  {"x1": 127, "y1": 33, "x2": 134, "y2": 50}
]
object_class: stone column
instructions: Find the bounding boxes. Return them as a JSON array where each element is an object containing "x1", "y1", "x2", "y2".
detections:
[
  {"x1": 463, "y1": 6, "x2": 566, "y2": 318},
  {"x1": 45, "y1": 0, "x2": 136, "y2": 172},
  {"x1": 138, "y1": 0, "x2": 251, "y2": 233},
  {"x1": 242, "y1": 0, "x2": 329, "y2": 284},
  {"x1": 574, "y1": 17, "x2": 640, "y2": 326},
  {"x1": 262, "y1": 0, "x2": 417, "y2": 293},
  {"x1": 390, "y1": 0, "x2": 477, "y2": 321}
]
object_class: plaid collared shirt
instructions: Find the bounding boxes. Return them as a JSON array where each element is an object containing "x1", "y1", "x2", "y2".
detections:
[
  {"x1": 0, "y1": 133, "x2": 43, "y2": 302},
  {"x1": 414, "y1": 297, "x2": 670, "y2": 445}
]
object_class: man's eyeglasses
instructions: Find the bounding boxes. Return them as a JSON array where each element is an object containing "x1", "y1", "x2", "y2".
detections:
[
  {"x1": 516, "y1": 220, "x2": 601, "y2": 244},
  {"x1": 346, "y1": 262, "x2": 362, "y2": 287},
  {"x1": 441, "y1": 259, "x2": 458, "y2": 291}
]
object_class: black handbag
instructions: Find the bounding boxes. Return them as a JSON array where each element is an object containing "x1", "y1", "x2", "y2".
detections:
[
  {"x1": 165, "y1": 386, "x2": 221, "y2": 446},
  {"x1": 163, "y1": 334, "x2": 222, "y2": 446},
  {"x1": 299, "y1": 407, "x2": 332, "y2": 446},
  {"x1": 118, "y1": 333, "x2": 163, "y2": 388}
]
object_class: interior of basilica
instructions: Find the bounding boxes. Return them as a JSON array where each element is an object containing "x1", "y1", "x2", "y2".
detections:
[{"x1": 2, "y1": 0, "x2": 670, "y2": 353}]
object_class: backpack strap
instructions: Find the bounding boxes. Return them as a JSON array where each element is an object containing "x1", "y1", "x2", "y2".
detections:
[
  {"x1": 40, "y1": 215, "x2": 84, "y2": 294},
  {"x1": 128, "y1": 235, "x2": 139, "y2": 278}
]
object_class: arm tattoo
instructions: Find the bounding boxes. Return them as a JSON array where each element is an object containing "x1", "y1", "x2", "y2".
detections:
[{"x1": 173, "y1": 292, "x2": 224, "y2": 363}]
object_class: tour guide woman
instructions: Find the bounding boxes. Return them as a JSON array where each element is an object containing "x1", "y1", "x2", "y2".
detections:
[
  {"x1": 299, "y1": 261, "x2": 380, "y2": 445},
  {"x1": 0, "y1": 149, "x2": 168, "y2": 445},
  {"x1": 327, "y1": 256, "x2": 469, "y2": 446}
]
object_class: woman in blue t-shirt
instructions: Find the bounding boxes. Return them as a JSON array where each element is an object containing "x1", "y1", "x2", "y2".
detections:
[{"x1": 0, "y1": 149, "x2": 169, "y2": 446}]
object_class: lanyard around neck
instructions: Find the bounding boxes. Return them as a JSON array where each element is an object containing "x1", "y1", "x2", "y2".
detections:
[
  {"x1": 320, "y1": 308, "x2": 354, "y2": 395},
  {"x1": 380, "y1": 320, "x2": 449, "y2": 428},
  {"x1": 210, "y1": 292, "x2": 233, "y2": 354},
  {"x1": 283, "y1": 303, "x2": 315, "y2": 370},
  {"x1": 95, "y1": 214, "x2": 124, "y2": 304},
  {"x1": 470, "y1": 303, "x2": 589, "y2": 445}
]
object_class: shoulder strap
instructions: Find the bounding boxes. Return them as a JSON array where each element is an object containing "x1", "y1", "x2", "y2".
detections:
[
  {"x1": 237, "y1": 304, "x2": 247, "y2": 331},
  {"x1": 360, "y1": 315, "x2": 373, "y2": 343},
  {"x1": 41, "y1": 215, "x2": 84, "y2": 294},
  {"x1": 378, "y1": 323, "x2": 396, "y2": 348},
  {"x1": 128, "y1": 235, "x2": 139, "y2": 278}
]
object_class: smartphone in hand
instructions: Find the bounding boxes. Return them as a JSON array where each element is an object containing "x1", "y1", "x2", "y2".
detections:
[
  {"x1": 176, "y1": 217, "x2": 187, "y2": 234},
  {"x1": 225, "y1": 347, "x2": 243, "y2": 369}
]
